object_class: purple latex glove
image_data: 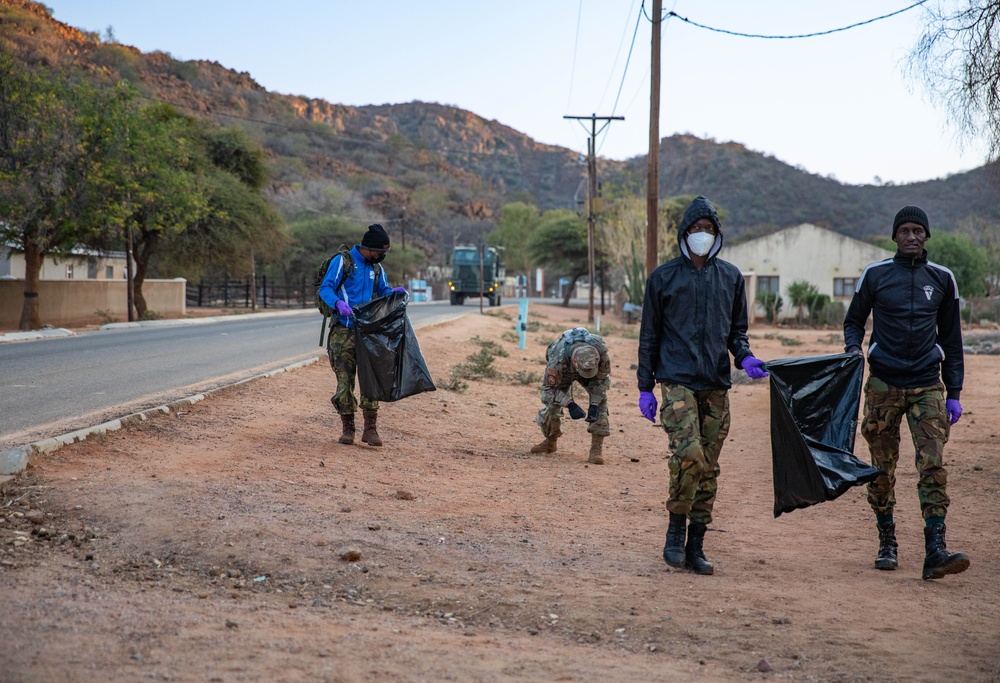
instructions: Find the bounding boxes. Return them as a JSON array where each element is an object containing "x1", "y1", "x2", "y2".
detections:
[
  {"x1": 946, "y1": 399, "x2": 963, "y2": 425},
  {"x1": 335, "y1": 300, "x2": 352, "y2": 317},
  {"x1": 743, "y1": 356, "x2": 768, "y2": 379},
  {"x1": 391, "y1": 287, "x2": 407, "y2": 294},
  {"x1": 639, "y1": 391, "x2": 658, "y2": 423}
]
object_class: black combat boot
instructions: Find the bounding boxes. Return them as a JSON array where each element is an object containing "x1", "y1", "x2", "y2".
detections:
[
  {"x1": 922, "y1": 522, "x2": 970, "y2": 580},
  {"x1": 684, "y1": 521, "x2": 714, "y2": 575},
  {"x1": 662, "y1": 512, "x2": 686, "y2": 567},
  {"x1": 874, "y1": 522, "x2": 898, "y2": 570}
]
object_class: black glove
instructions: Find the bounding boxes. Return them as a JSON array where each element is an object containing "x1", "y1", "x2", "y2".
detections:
[
  {"x1": 567, "y1": 401, "x2": 586, "y2": 420},
  {"x1": 586, "y1": 404, "x2": 599, "y2": 423},
  {"x1": 846, "y1": 345, "x2": 863, "y2": 356}
]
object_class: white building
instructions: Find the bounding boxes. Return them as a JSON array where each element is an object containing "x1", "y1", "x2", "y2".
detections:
[
  {"x1": 0, "y1": 244, "x2": 128, "y2": 281},
  {"x1": 723, "y1": 224, "x2": 894, "y2": 319}
]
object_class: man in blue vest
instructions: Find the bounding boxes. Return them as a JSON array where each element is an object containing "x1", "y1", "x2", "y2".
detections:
[{"x1": 318, "y1": 224, "x2": 405, "y2": 447}]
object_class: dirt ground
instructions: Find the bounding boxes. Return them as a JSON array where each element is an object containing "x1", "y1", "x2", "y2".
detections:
[{"x1": 1, "y1": 303, "x2": 998, "y2": 683}]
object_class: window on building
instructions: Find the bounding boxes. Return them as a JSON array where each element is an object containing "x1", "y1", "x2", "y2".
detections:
[
  {"x1": 88, "y1": 257, "x2": 98, "y2": 279},
  {"x1": 756, "y1": 276, "x2": 780, "y2": 296},
  {"x1": 65, "y1": 264, "x2": 74, "y2": 279},
  {"x1": 105, "y1": 266, "x2": 114, "y2": 279},
  {"x1": 833, "y1": 277, "x2": 857, "y2": 297}
]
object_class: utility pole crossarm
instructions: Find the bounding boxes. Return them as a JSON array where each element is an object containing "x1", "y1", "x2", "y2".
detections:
[{"x1": 562, "y1": 114, "x2": 624, "y2": 324}]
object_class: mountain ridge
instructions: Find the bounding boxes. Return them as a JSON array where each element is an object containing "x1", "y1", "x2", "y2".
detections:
[{"x1": 2, "y1": 0, "x2": 996, "y2": 257}]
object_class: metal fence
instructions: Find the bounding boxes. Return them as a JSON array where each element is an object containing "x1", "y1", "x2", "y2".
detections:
[{"x1": 186, "y1": 276, "x2": 314, "y2": 310}]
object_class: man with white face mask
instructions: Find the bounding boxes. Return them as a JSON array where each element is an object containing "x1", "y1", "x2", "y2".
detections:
[{"x1": 637, "y1": 195, "x2": 768, "y2": 575}]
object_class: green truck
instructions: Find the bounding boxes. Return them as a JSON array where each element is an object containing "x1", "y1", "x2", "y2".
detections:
[{"x1": 448, "y1": 245, "x2": 505, "y2": 306}]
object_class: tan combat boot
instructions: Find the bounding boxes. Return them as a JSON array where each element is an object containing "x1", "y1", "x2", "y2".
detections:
[
  {"x1": 339, "y1": 414, "x2": 355, "y2": 445},
  {"x1": 361, "y1": 410, "x2": 383, "y2": 447},
  {"x1": 588, "y1": 434, "x2": 605, "y2": 465},
  {"x1": 530, "y1": 436, "x2": 558, "y2": 454}
]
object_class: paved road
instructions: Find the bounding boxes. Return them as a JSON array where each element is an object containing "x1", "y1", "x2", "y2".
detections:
[{"x1": 0, "y1": 302, "x2": 474, "y2": 451}]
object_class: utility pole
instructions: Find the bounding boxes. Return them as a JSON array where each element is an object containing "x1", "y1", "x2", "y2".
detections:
[
  {"x1": 563, "y1": 113, "x2": 623, "y2": 324},
  {"x1": 646, "y1": 0, "x2": 663, "y2": 279}
]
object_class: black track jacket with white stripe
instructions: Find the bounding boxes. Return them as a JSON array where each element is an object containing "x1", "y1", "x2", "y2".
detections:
[{"x1": 843, "y1": 250, "x2": 963, "y2": 400}]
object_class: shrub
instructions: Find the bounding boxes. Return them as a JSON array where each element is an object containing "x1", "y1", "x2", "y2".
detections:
[
  {"x1": 95, "y1": 309, "x2": 118, "y2": 325},
  {"x1": 756, "y1": 292, "x2": 783, "y2": 323},
  {"x1": 470, "y1": 335, "x2": 509, "y2": 357},
  {"x1": 508, "y1": 370, "x2": 541, "y2": 385}
]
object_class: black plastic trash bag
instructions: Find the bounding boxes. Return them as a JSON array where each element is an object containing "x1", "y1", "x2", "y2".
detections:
[
  {"x1": 353, "y1": 291, "x2": 436, "y2": 402},
  {"x1": 768, "y1": 352, "x2": 881, "y2": 517}
]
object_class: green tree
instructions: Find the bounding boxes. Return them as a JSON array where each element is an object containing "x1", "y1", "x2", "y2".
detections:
[
  {"x1": 157, "y1": 121, "x2": 287, "y2": 283},
  {"x1": 527, "y1": 209, "x2": 590, "y2": 307},
  {"x1": 925, "y1": 231, "x2": 990, "y2": 297},
  {"x1": 120, "y1": 104, "x2": 207, "y2": 317},
  {"x1": 486, "y1": 201, "x2": 538, "y2": 277},
  {"x1": 0, "y1": 59, "x2": 123, "y2": 329},
  {"x1": 954, "y1": 215, "x2": 1000, "y2": 295},
  {"x1": 201, "y1": 127, "x2": 269, "y2": 190}
]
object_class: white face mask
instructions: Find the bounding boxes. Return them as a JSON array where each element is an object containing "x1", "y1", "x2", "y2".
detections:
[{"x1": 686, "y1": 232, "x2": 715, "y2": 257}]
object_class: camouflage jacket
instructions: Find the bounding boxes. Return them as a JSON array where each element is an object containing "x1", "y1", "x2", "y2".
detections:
[{"x1": 541, "y1": 329, "x2": 611, "y2": 407}]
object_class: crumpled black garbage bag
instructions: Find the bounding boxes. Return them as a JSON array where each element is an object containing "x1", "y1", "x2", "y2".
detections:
[
  {"x1": 768, "y1": 352, "x2": 881, "y2": 517},
  {"x1": 353, "y1": 291, "x2": 436, "y2": 402}
]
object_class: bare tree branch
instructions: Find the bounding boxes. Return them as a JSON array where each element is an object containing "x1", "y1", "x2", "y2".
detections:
[{"x1": 909, "y1": 1, "x2": 1000, "y2": 163}]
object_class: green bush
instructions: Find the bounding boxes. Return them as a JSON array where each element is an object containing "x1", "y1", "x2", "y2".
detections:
[
  {"x1": 470, "y1": 335, "x2": 509, "y2": 357},
  {"x1": 756, "y1": 292, "x2": 783, "y2": 323},
  {"x1": 508, "y1": 370, "x2": 541, "y2": 385}
]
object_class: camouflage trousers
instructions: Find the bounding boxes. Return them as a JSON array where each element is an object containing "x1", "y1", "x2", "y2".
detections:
[
  {"x1": 658, "y1": 384, "x2": 731, "y2": 525},
  {"x1": 536, "y1": 391, "x2": 610, "y2": 438},
  {"x1": 861, "y1": 377, "x2": 950, "y2": 520},
  {"x1": 326, "y1": 325, "x2": 378, "y2": 415}
]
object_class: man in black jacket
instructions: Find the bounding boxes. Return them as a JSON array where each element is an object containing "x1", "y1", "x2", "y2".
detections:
[
  {"x1": 637, "y1": 195, "x2": 768, "y2": 575},
  {"x1": 844, "y1": 205, "x2": 969, "y2": 580}
]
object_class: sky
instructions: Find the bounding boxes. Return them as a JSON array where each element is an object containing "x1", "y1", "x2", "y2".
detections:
[{"x1": 41, "y1": 1, "x2": 989, "y2": 186}]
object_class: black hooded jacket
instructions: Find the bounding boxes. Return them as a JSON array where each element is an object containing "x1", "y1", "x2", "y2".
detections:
[
  {"x1": 637, "y1": 196, "x2": 753, "y2": 392},
  {"x1": 843, "y1": 250, "x2": 964, "y2": 399}
]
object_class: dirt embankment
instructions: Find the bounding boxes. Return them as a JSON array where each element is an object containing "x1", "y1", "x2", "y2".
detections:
[{"x1": 2, "y1": 304, "x2": 998, "y2": 683}]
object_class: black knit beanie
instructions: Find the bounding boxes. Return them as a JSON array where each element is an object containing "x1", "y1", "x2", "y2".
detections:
[
  {"x1": 892, "y1": 206, "x2": 930, "y2": 239},
  {"x1": 361, "y1": 223, "x2": 390, "y2": 251}
]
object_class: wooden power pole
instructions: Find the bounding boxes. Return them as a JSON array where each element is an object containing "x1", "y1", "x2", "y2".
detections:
[
  {"x1": 646, "y1": 0, "x2": 663, "y2": 279},
  {"x1": 563, "y1": 113, "x2": 623, "y2": 324}
]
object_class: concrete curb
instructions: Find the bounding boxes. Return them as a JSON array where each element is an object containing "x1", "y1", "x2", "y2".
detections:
[
  {"x1": 0, "y1": 309, "x2": 318, "y2": 344},
  {"x1": 0, "y1": 328, "x2": 75, "y2": 343},
  {"x1": 99, "y1": 308, "x2": 317, "y2": 331},
  {"x1": 0, "y1": 356, "x2": 320, "y2": 475}
]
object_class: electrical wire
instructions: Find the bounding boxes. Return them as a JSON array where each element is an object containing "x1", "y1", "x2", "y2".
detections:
[
  {"x1": 654, "y1": 1, "x2": 930, "y2": 39},
  {"x1": 596, "y1": 0, "x2": 640, "y2": 113},
  {"x1": 596, "y1": 2, "x2": 644, "y2": 156},
  {"x1": 565, "y1": 0, "x2": 584, "y2": 113}
]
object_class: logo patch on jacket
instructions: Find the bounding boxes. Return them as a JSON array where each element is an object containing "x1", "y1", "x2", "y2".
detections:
[
  {"x1": 546, "y1": 368, "x2": 558, "y2": 386},
  {"x1": 923, "y1": 285, "x2": 934, "y2": 301}
]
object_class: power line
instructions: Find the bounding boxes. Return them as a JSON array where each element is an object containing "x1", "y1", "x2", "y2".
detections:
[
  {"x1": 597, "y1": 0, "x2": 640, "y2": 113},
  {"x1": 566, "y1": 0, "x2": 584, "y2": 113},
  {"x1": 644, "y1": 1, "x2": 929, "y2": 39},
  {"x1": 597, "y1": 2, "x2": 644, "y2": 155}
]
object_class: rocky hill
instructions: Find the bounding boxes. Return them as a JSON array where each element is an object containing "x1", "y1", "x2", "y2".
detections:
[{"x1": 2, "y1": 0, "x2": 997, "y2": 258}]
